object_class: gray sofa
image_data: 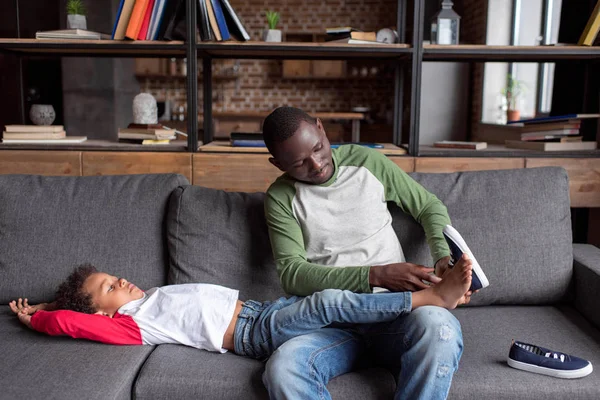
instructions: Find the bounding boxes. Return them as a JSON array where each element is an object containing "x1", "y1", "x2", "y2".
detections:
[{"x1": 1, "y1": 167, "x2": 599, "y2": 400}]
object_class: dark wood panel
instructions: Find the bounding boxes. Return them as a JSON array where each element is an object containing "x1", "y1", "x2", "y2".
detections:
[{"x1": 82, "y1": 152, "x2": 192, "y2": 182}]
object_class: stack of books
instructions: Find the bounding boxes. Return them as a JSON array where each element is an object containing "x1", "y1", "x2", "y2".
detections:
[
  {"x1": 118, "y1": 124, "x2": 177, "y2": 145},
  {"x1": 325, "y1": 27, "x2": 383, "y2": 45},
  {"x1": 110, "y1": 0, "x2": 249, "y2": 41},
  {"x1": 228, "y1": 132, "x2": 384, "y2": 149},
  {"x1": 2, "y1": 125, "x2": 87, "y2": 144},
  {"x1": 503, "y1": 114, "x2": 599, "y2": 151}
]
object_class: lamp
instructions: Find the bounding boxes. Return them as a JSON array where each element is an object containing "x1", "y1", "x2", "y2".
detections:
[{"x1": 431, "y1": 0, "x2": 461, "y2": 45}]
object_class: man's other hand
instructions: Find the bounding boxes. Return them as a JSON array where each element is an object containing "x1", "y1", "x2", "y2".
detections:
[{"x1": 369, "y1": 263, "x2": 442, "y2": 292}]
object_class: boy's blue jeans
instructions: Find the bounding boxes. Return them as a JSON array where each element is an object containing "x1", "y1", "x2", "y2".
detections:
[{"x1": 233, "y1": 289, "x2": 463, "y2": 400}]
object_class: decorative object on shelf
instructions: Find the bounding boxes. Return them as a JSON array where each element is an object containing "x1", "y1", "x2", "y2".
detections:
[
  {"x1": 263, "y1": 10, "x2": 281, "y2": 42},
  {"x1": 66, "y1": 0, "x2": 87, "y2": 30},
  {"x1": 376, "y1": 28, "x2": 399, "y2": 44},
  {"x1": 29, "y1": 104, "x2": 56, "y2": 126},
  {"x1": 431, "y1": 0, "x2": 460, "y2": 45},
  {"x1": 502, "y1": 74, "x2": 526, "y2": 122},
  {"x1": 133, "y1": 93, "x2": 158, "y2": 124}
]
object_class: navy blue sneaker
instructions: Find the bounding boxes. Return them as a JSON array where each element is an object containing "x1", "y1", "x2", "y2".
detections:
[
  {"x1": 442, "y1": 225, "x2": 489, "y2": 291},
  {"x1": 508, "y1": 340, "x2": 593, "y2": 379}
]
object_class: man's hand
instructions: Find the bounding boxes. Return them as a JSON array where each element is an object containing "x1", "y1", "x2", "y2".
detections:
[
  {"x1": 434, "y1": 256, "x2": 452, "y2": 278},
  {"x1": 16, "y1": 312, "x2": 33, "y2": 329},
  {"x1": 369, "y1": 262, "x2": 442, "y2": 292}
]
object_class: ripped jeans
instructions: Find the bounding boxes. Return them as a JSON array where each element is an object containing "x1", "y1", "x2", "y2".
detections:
[{"x1": 233, "y1": 289, "x2": 463, "y2": 400}]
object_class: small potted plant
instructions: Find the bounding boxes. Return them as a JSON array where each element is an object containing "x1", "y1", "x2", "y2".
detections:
[
  {"x1": 67, "y1": 0, "x2": 87, "y2": 30},
  {"x1": 502, "y1": 74, "x2": 526, "y2": 122},
  {"x1": 263, "y1": 10, "x2": 281, "y2": 42}
]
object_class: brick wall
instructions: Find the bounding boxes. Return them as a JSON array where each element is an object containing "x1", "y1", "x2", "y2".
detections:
[{"x1": 141, "y1": 0, "x2": 399, "y2": 139}]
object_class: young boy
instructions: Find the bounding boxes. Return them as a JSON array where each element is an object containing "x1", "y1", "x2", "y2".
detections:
[{"x1": 10, "y1": 255, "x2": 473, "y2": 360}]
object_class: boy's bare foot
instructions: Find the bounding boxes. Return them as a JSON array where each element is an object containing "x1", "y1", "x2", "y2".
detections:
[{"x1": 412, "y1": 254, "x2": 472, "y2": 310}]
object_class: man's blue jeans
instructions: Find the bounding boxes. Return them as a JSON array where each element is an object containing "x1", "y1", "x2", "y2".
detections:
[{"x1": 233, "y1": 289, "x2": 463, "y2": 400}]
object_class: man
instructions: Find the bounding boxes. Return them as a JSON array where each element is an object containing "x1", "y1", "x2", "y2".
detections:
[{"x1": 262, "y1": 106, "x2": 470, "y2": 400}]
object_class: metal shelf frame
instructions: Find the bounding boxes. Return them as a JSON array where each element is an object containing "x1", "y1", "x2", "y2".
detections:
[{"x1": 1, "y1": 0, "x2": 598, "y2": 157}]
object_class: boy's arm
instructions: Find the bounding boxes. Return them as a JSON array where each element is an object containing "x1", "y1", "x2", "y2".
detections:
[{"x1": 29, "y1": 310, "x2": 143, "y2": 346}]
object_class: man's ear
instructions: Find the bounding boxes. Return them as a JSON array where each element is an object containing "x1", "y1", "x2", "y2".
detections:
[
  {"x1": 269, "y1": 157, "x2": 286, "y2": 172},
  {"x1": 316, "y1": 118, "x2": 324, "y2": 132}
]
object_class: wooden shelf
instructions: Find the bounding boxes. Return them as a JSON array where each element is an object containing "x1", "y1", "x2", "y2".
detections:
[
  {"x1": 135, "y1": 73, "x2": 240, "y2": 82},
  {"x1": 419, "y1": 144, "x2": 600, "y2": 157},
  {"x1": 0, "y1": 39, "x2": 186, "y2": 57},
  {"x1": 0, "y1": 139, "x2": 191, "y2": 152},
  {"x1": 197, "y1": 41, "x2": 412, "y2": 60},
  {"x1": 199, "y1": 141, "x2": 408, "y2": 155},
  {"x1": 423, "y1": 44, "x2": 600, "y2": 62}
]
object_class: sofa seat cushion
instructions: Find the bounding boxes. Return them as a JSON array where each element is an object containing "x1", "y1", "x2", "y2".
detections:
[
  {"x1": 134, "y1": 344, "x2": 396, "y2": 399},
  {"x1": 0, "y1": 174, "x2": 189, "y2": 304},
  {"x1": 0, "y1": 306, "x2": 154, "y2": 400},
  {"x1": 449, "y1": 305, "x2": 600, "y2": 399}
]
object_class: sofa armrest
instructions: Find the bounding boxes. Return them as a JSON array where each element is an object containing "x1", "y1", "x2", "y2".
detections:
[{"x1": 573, "y1": 243, "x2": 600, "y2": 329}]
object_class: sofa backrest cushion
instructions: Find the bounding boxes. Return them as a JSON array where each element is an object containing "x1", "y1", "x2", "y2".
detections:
[
  {"x1": 0, "y1": 174, "x2": 189, "y2": 304},
  {"x1": 166, "y1": 186, "x2": 284, "y2": 301},
  {"x1": 394, "y1": 167, "x2": 572, "y2": 306}
]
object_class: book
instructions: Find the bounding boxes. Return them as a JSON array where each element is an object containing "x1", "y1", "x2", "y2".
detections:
[
  {"x1": 2, "y1": 136, "x2": 87, "y2": 144},
  {"x1": 3, "y1": 131, "x2": 66, "y2": 140},
  {"x1": 163, "y1": 0, "x2": 187, "y2": 41},
  {"x1": 518, "y1": 122, "x2": 581, "y2": 133},
  {"x1": 325, "y1": 27, "x2": 361, "y2": 34},
  {"x1": 127, "y1": 123, "x2": 165, "y2": 129},
  {"x1": 137, "y1": 0, "x2": 156, "y2": 40},
  {"x1": 477, "y1": 123, "x2": 581, "y2": 144},
  {"x1": 111, "y1": 0, "x2": 126, "y2": 38},
  {"x1": 118, "y1": 129, "x2": 176, "y2": 140},
  {"x1": 505, "y1": 140, "x2": 597, "y2": 151},
  {"x1": 36, "y1": 29, "x2": 110, "y2": 40},
  {"x1": 211, "y1": 0, "x2": 231, "y2": 41},
  {"x1": 126, "y1": 0, "x2": 150, "y2": 40},
  {"x1": 147, "y1": 0, "x2": 165, "y2": 39},
  {"x1": 113, "y1": 0, "x2": 137, "y2": 40},
  {"x1": 578, "y1": 0, "x2": 600, "y2": 46},
  {"x1": 5, "y1": 125, "x2": 64, "y2": 133},
  {"x1": 327, "y1": 38, "x2": 389, "y2": 45},
  {"x1": 197, "y1": 0, "x2": 213, "y2": 41},
  {"x1": 325, "y1": 31, "x2": 377, "y2": 42},
  {"x1": 220, "y1": 0, "x2": 250, "y2": 41},
  {"x1": 142, "y1": 139, "x2": 171, "y2": 145},
  {"x1": 230, "y1": 132, "x2": 263, "y2": 141},
  {"x1": 205, "y1": 0, "x2": 222, "y2": 41},
  {"x1": 231, "y1": 139, "x2": 383, "y2": 149},
  {"x1": 433, "y1": 141, "x2": 487, "y2": 150},
  {"x1": 520, "y1": 129, "x2": 580, "y2": 140},
  {"x1": 507, "y1": 114, "x2": 600, "y2": 125},
  {"x1": 156, "y1": 0, "x2": 181, "y2": 40}
]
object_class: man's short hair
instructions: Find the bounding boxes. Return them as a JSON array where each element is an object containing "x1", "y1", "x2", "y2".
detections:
[
  {"x1": 55, "y1": 264, "x2": 98, "y2": 314},
  {"x1": 262, "y1": 107, "x2": 316, "y2": 156}
]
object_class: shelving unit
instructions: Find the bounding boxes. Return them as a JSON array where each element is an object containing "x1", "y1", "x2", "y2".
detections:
[{"x1": 0, "y1": 0, "x2": 598, "y2": 158}]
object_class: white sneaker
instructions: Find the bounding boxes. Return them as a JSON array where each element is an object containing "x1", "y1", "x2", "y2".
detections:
[{"x1": 442, "y1": 225, "x2": 489, "y2": 291}]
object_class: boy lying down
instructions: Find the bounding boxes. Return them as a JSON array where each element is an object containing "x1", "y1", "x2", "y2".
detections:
[{"x1": 11, "y1": 255, "x2": 473, "y2": 359}]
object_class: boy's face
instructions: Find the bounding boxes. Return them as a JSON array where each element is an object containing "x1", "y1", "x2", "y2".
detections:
[
  {"x1": 269, "y1": 119, "x2": 334, "y2": 185},
  {"x1": 83, "y1": 272, "x2": 144, "y2": 317}
]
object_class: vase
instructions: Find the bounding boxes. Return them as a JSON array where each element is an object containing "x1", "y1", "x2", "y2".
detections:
[
  {"x1": 263, "y1": 29, "x2": 282, "y2": 42},
  {"x1": 506, "y1": 109, "x2": 521, "y2": 122},
  {"x1": 67, "y1": 14, "x2": 87, "y2": 30},
  {"x1": 29, "y1": 104, "x2": 56, "y2": 125}
]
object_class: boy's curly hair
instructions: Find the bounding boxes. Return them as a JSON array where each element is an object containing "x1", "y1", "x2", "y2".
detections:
[{"x1": 55, "y1": 264, "x2": 98, "y2": 314}]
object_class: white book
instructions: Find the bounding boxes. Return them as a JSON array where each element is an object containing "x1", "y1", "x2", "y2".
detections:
[
  {"x1": 2, "y1": 136, "x2": 87, "y2": 144},
  {"x1": 36, "y1": 29, "x2": 111, "y2": 40},
  {"x1": 148, "y1": 0, "x2": 167, "y2": 40},
  {"x1": 5, "y1": 125, "x2": 64, "y2": 133}
]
